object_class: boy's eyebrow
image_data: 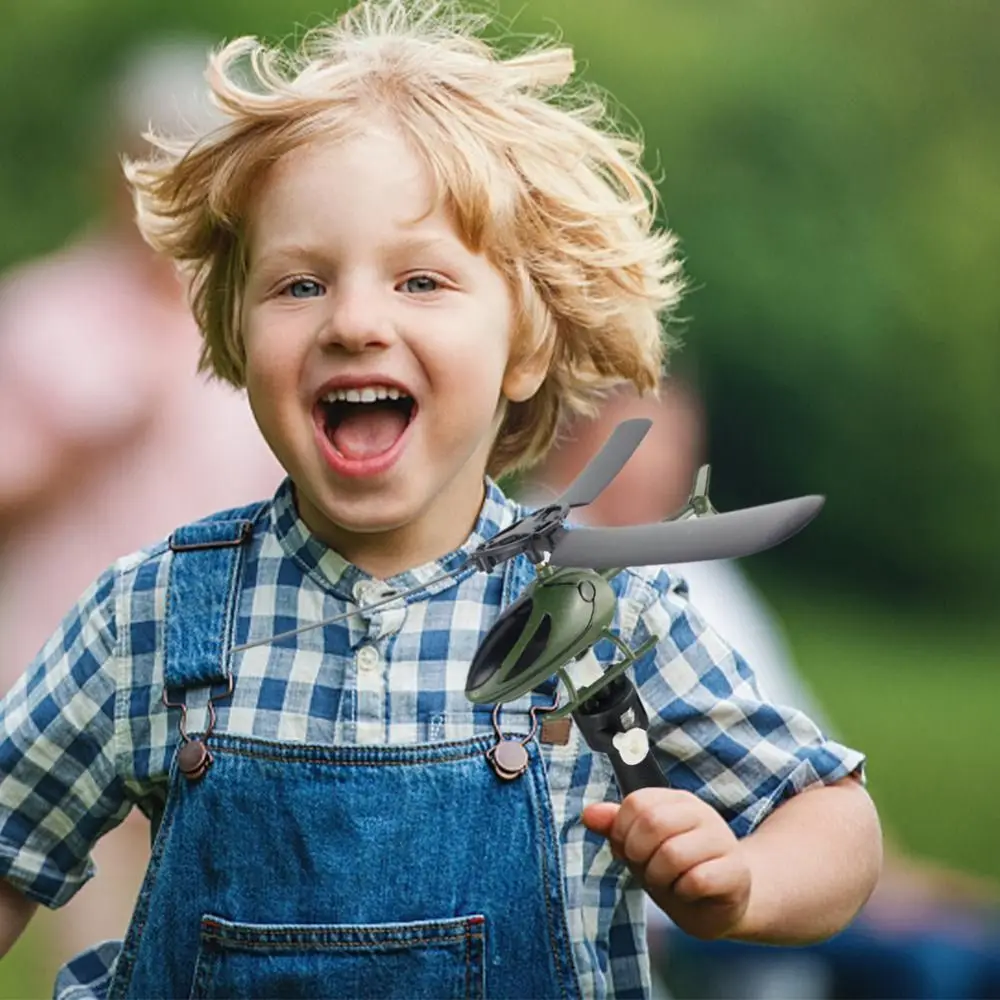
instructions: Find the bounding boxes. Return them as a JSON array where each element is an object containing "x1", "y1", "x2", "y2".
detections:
[
  {"x1": 389, "y1": 233, "x2": 459, "y2": 255},
  {"x1": 250, "y1": 243, "x2": 328, "y2": 268},
  {"x1": 252, "y1": 235, "x2": 465, "y2": 268},
  {"x1": 387, "y1": 233, "x2": 486, "y2": 267}
]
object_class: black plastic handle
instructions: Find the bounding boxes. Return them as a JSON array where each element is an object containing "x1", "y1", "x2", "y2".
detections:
[
  {"x1": 609, "y1": 746, "x2": 671, "y2": 798},
  {"x1": 572, "y1": 674, "x2": 672, "y2": 798}
]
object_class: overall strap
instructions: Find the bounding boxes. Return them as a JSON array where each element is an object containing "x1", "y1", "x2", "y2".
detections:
[
  {"x1": 500, "y1": 551, "x2": 536, "y2": 610},
  {"x1": 164, "y1": 506, "x2": 262, "y2": 690}
]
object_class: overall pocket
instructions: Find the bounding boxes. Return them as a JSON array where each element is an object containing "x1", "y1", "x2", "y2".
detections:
[{"x1": 189, "y1": 912, "x2": 487, "y2": 999}]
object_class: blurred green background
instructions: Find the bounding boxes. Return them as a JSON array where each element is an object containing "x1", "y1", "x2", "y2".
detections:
[{"x1": 1, "y1": 0, "x2": 998, "y2": 995}]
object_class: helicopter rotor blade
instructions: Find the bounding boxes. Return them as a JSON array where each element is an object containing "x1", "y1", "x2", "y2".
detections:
[
  {"x1": 555, "y1": 417, "x2": 652, "y2": 509},
  {"x1": 229, "y1": 567, "x2": 464, "y2": 653},
  {"x1": 547, "y1": 495, "x2": 825, "y2": 569}
]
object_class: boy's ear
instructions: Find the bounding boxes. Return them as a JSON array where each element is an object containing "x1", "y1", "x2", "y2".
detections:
[{"x1": 502, "y1": 340, "x2": 553, "y2": 403}]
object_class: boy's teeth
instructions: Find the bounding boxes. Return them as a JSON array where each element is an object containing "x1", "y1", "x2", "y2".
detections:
[{"x1": 322, "y1": 386, "x2": 405, "y2": 403}]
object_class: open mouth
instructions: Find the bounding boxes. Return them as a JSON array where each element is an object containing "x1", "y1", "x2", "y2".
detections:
[{"x1": 317, "y1": 385, "x2": 417, "y2": 461}]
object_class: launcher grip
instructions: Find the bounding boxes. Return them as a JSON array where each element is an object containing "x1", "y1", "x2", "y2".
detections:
[{"x1": 572, "y1": 674, "x2": 670, "y2": 797}]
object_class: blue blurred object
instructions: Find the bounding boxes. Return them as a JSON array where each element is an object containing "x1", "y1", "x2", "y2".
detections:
[{"x1": 656, "y1": 911, "x2": 1000, "y2": 999}]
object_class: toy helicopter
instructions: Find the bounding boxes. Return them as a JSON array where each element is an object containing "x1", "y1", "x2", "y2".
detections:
[{"x1": 232, "y1": 418, "x2": 824, "y2": 797}]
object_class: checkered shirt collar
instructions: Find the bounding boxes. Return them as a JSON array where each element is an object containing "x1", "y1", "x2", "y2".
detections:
[{"x1": 269, "y1": 476, "x2": 522, "y2": 602}]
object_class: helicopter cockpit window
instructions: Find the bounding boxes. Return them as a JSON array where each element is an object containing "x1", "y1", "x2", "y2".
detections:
[
  {"x1": 510, "y1": 611, "x2": 552, "y2": 680},
  {"x1": 467, "y1": 595, "x2": 535, "y2": 693}
]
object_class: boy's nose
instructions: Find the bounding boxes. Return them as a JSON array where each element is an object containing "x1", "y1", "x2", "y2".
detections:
[{"x1": 317, "y1": 288, "x2": 394, "y2": 353}]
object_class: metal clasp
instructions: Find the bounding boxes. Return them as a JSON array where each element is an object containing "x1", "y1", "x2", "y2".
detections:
[
  {"x1": 486, "y1": 693, "x2": 560, "y2": 781},
  {"x1": 162, "y1": 674, "x2": 234, "y2": 782}
]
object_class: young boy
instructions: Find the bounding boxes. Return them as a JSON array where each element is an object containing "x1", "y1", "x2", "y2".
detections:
[{"x1": 0, "y1": 2, "x2": 881, "y2": 997}]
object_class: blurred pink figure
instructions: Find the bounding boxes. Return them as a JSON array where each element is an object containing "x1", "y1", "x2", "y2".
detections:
[{"x1": 0, "y1": 41, "x2": 283, "y2": 972}]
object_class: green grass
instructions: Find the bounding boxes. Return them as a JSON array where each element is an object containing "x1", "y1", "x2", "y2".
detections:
[
  {"x1": 755, "y1": 573, "x2": 1000, "y2": 884},
  {"x1": 2, "y1": 579, "x2": 998, "y2": 996},
  {"x1": 0, "y1": 919, "x2": 50, "y2": 1000}
]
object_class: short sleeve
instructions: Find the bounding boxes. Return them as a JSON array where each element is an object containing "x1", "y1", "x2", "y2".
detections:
[
  {"x1": 619, "y1": 567, "x2": 865, "y2": 839},
  {"x1": 0, "y1": 567, "x2": 130, "y2": 907}
]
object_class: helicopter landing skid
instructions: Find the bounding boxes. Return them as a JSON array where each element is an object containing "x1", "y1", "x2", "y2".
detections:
[{"x1": 548, "y1": 630, "x2": 659, "y2": 721}]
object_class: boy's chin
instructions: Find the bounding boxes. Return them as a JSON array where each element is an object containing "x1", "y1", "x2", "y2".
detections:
[
  {"x1": 299, "y1": 491, "x2": 414, "y2": 539},
  {"x1": 296, "y1": 479, "x2": 486, "y2": 573},
  {"x1": 300, "y1": 484, "x2": 422, "y2": 536}
]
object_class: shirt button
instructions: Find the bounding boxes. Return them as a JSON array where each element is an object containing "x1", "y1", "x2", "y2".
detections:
[
  {"x1": 354, "y1": 580, "x2": 391, "y2": 609},
  {"x1": 357, "y1": 645, "x2": 381, "y2": 672}
]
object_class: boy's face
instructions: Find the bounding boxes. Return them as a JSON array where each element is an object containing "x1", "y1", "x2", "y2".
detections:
[{"x1": 240, "y1": 126, "x2": 543, "y2": 575}]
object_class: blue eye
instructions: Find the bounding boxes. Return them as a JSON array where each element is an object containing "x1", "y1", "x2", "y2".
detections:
[
  {"x1": 401, "y1": 275, "x2": 440, "y2": 294},
  {"x1": 285, "y1": 279, "x2": 324, "y2": 298}
]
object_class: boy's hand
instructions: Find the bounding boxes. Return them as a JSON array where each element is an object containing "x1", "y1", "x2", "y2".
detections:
[{"x1": 582, "y1": 787, "x2": 751, "y2": 940}]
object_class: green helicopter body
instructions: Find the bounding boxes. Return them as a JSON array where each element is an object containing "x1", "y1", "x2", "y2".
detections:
[{"x1": 465, "y1": 565, "x2": 658, "y2": 718}]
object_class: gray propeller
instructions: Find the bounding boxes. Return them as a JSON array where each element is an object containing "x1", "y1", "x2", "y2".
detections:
[
  {"x1": 556, "y1": 417, "x2": 652, "y2": 508},
  {"x1": 547, "y1": 495, "x2": 825, "y2": 570},
  {"x1": 466, "y1": 417, "x2": 653, "y2": 570}
]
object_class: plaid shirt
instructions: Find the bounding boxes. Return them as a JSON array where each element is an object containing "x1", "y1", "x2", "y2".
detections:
[{"x1": 0, "y1": 478, "x2": 865, "y2": 998}]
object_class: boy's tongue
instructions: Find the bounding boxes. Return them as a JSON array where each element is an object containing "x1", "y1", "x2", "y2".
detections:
[{"x1": 330, "y1": 406, "x2": 409, "y2": 459}]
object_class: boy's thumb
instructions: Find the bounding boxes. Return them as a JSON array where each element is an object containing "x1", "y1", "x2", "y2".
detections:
[{"x1": 581, "y1": 801, "x2": 619, "y2": 836}]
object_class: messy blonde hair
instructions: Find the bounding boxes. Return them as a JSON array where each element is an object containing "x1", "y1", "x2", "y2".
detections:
[{"x1": 126, "y1": 0, "x2": 684, "y2": 477}]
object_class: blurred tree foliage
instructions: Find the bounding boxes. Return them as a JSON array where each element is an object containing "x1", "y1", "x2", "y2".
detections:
[{"x1": 0, "y1": 0, "x2": 997, "y2": 607}]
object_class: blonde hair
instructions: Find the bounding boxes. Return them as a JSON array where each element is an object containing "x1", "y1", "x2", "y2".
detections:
[{"x1": 125, "y1": 0, "x2": 684, "y2": 477}]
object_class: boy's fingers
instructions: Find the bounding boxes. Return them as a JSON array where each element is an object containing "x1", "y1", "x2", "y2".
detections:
[
  {"x1": 610, "y1": 788, "x2": 700, "y2": 844},
  {"x1": 613, "y1": 794, "x2": 702, "y2": 858},
  {"x1": 581, "y1": 802, "x2": 620, "y2": 836},
  {"x1": 671, "y1": 854, "x2": 747, "y2": 904},
  {"x1": 643, "y1": 828, "x2": 724, "y2": 888},
  {"x1": 618, "y1": 800, "x2": 682, "y2": 869}
]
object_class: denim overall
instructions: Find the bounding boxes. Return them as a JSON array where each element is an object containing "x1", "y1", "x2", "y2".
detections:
[{"x1": 96, "y1": 510, "x2": 583, "y2": 999}]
